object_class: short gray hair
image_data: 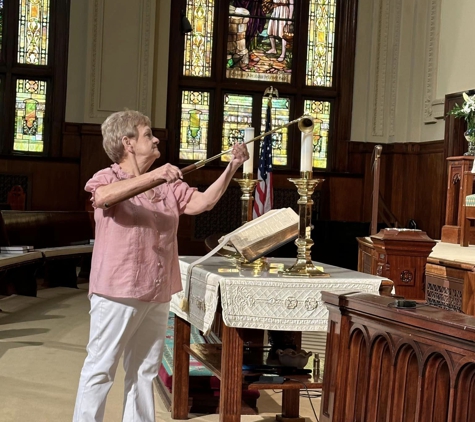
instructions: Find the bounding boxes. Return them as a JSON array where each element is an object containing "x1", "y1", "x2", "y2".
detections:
[{"x1": 101, "y1": 110, "x2": 151, "y2": 163}]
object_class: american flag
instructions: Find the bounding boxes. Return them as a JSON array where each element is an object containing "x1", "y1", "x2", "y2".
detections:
[{"x1": 253, "y1": 103, "x2": 273, "y2": 218}]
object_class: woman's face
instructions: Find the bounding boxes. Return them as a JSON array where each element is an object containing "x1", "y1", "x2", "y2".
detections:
[{"x1": 131, "y1": 124, "x2": 160, "y2": 161}]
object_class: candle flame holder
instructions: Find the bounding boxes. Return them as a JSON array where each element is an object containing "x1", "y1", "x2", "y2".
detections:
[
  {"x1": 232, "y1": 173, "x2": 268, "y2": 269},
  {"x1": 282, "y1": 171, "x2": 329, "y2": 277}
]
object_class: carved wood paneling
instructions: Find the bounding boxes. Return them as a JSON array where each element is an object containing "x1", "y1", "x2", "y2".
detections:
[{"x1": 321, "y1": 292, "x2": 475, "y2": 422}]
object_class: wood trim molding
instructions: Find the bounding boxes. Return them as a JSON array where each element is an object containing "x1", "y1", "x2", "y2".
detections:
[{"x1": 423, "y1": 0, "x2": 442, "y2": 123}]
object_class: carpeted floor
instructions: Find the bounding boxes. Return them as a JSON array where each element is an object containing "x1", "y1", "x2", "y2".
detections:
[{"x1": 0, "y1": 285, "x2": 321, "y2": 422}]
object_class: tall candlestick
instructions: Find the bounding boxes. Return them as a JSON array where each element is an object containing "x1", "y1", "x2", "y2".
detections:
[
  {"x1": 300, "y1": 131, "x2": 313, "y2": 172},
  {"x1": 243, "y1": 127, "x2": 255, "y2": 175}
]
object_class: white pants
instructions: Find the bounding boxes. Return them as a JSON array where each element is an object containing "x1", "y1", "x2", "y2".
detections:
[{"x1": 73, "y1": 294, "x2": 170, "y2": 422}]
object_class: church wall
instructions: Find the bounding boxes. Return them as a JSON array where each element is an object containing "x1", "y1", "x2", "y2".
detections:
[{"x1": 60, "y1": 1, "x2": 464, "y2": 240}]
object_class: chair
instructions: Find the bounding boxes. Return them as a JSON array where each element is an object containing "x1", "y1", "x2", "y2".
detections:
[{"x1": 460, "y1": 170, "x2": 475, "y2": 246}]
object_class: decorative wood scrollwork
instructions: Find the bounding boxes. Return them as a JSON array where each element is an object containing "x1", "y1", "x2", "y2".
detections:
[
  {"x1": 400, "y1": 269, "x2": 414, "y2": 283},
  {"x1": 452, "y1": 173, "x2": 461, "y2": 184}
]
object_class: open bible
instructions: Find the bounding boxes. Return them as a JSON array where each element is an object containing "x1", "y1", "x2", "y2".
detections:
[{"x1": 219, "y1": 207, "x2": 299, "y2": 262}]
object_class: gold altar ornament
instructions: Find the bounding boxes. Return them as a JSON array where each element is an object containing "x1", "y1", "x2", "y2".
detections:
[{"x1": 282, "y1": 171, "x2": 329, "y2": 278}]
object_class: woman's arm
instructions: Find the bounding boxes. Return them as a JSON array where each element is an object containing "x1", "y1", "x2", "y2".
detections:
[
  {"x1": 93, "y1": 164, "x2": 182, "y2": 209},
  {"x1": 184, "y1": 143, "x2": 249, "y2": 215}
]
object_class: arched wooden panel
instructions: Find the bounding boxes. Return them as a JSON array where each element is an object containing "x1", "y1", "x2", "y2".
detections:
[
  {"x1": 454, "y1": 364, "x2": 475, "y2": 422},
  {"x1": 419, "y1": 354, "x2": 450, "y2": 421},
  {"x1": 345, "y1": 329, "x2": 368, "y2": 422},
  {"x1": 366, "y1": 336, "x2": 392, "y2": 422},
  {"x1": 389, "y1": 346, "x2": 419, "y2": 422}
]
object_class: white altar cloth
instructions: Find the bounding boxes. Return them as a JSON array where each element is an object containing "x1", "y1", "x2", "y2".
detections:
[{"x1": 171, "y1": 256, "x2": 389, "y2": 335}]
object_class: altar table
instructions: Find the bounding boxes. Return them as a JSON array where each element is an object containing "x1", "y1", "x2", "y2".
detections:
[{"x1": 170, "y1": 256, "x2": 392, "y2": 422}]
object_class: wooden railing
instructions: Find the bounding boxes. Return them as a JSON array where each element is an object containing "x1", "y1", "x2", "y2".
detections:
[{"x1": 321, "y1": 291, "x2": 475, "y2": 422}]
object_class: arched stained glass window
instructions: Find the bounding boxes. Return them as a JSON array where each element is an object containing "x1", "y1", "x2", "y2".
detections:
[
  {"x1": 227, "y1": 1, "x2": 294, "y2": 83},
  {"x1": 221, "y1": 93, "x2": 253, "y2": 162},
  {"x1": 304, "y1": 99, "x2": 331, "y2": 169},
  {"x1": 18, "y1": 0, "x2": 50, "y2": 65},
  {"x1": 179, "y1": 90, "x2": 210, "y2": 161},
  {"x1": 169, "y1": 0, "x2": 356, "y2": 172},
  {"x1": 0, "y1": 0, "x2": 68, "y2": 156},
  {"x1": 14, "y1": 79, "x2": 46, "y2": 152},
  {"x1": 183, "y1": 0, "x2": 215, "y2": 77},
  {"x1": 306, "y1": 0, "x2": 336, "y2": 87}
]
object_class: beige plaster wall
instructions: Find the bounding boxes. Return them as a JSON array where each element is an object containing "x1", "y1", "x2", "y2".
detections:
[{"x1": 437, "y1": 0, "x2": 475, "y2": 98}]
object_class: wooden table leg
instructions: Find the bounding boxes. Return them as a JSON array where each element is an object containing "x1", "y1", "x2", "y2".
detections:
[
  {"x1": 171, "y1": 315, "x2": 191, "y2": 419},
  {"x1": 277, "y1": 389, "x2": 305, "y2": 422},
  {"x1": 219, "y1": 324, "x2": 243, "y2": 422}
]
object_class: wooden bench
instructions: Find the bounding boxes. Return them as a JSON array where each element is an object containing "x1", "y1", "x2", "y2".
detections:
[{"x1": 0, "y1": 211, "x2": 94, "y2": 296}]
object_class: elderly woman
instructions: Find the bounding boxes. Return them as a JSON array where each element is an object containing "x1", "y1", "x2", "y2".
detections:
[{"x1": 73, "y1": 110, "x2": 249, "y2": 422}]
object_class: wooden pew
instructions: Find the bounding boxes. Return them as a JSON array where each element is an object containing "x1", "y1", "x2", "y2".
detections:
[{"x1": 0, "y1": 211, "x2": 94, "y2": 294}]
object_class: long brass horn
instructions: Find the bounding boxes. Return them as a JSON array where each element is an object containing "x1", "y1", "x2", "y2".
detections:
[{"x1": 104, "y1": 115, "x2": 314, "y2": 208}]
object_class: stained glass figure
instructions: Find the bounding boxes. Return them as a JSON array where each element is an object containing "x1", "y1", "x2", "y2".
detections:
[
  {"x1": 306, "y1": 0, "x2": 336, "y2": 87},
  {"x1": 18, "y1": 0, "x2": 50, "y2": 65},
  {"x1": 227, "y1": 0, "x2": 294, "y2": 83},
  {"x1": 304, "y1": 99, "x2": 330, "y2": 169},
  {"x1": 14, "y1": 79, "x2": 46, "y2": 152},
  {"x1": 260, "y1": 96, "x2": 290, "y2": 166},
  {"x1": 183, "y1": 0, "x2": 214, "y2": 77},
  {"x1": 180, "y1": 90, "x2": 210, "y2": 161},
  {"x1": 222, "y1": 93, "x2": 253, "y2": 162}
]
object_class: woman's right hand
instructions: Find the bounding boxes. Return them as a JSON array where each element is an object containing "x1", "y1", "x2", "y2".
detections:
[{"x1": 151, "y1": 163, "x2": 183, "y2": 184}]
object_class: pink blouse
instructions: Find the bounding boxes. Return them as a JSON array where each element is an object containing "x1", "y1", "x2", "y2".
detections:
[{"x1": 85, "y1": 164, "x2": 196, "y2": 303}]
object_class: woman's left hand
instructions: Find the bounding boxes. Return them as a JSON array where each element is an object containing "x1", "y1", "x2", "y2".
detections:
[{"x1": 231, "y1": 143, "x2": 250, "y2": 165}]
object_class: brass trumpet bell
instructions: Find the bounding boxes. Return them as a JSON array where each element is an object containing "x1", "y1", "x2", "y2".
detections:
[{"x1": 298, "y1": 115, "x2": 315, "y2": 134}]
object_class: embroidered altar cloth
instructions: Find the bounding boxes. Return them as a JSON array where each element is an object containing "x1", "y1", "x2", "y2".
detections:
[{"x1": 171, "y1": 256, "x2": 389, "y2": 335}]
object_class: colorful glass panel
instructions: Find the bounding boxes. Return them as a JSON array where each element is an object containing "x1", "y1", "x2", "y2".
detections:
[
  {"x1": 14, "y1": 79, "x2": 46, "y2": 152},
  {"x1": 183, "y1": 0, "x2": 214, "y2": 77},
  {"x1": 260, "y1": 97, "x2": 290, "y2": 166},
  {"x1": 180, "y1": 90, "x2": 210, "y2": 161},
  {"x1": 0, "y1": 0, "x2": 4, "y2": 54},
  {"x1": 306, "y1": 0, "x2": 336, "y2": 87},
  {"x1": 221, "y1": 93, "x2": 253, "y2": 162},
  {"x1": 227, "y1": 1, "x2": 294, "y2": 83},
  {"x1": 304, "y1": 99, "x2": 331, "y2": 169},
  {"x1": 18, "y1": 0, "x2": 50, "y2": 65}
]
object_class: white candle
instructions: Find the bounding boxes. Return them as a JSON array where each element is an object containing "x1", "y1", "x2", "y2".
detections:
[
  {"x1": 300, "y1": 131, "x2": 314, "y2": 172},
  {"x1": 243, "y1": 127, "x2": 255, "y2": 175}
]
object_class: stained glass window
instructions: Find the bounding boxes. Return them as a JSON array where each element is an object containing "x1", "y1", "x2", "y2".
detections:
[
  {"x1": 183, "y1": 0, "x2": 214, "y2": 77},
  {"x1": 227, "y1": 1, "x2": 294, "y2": 83},
  {"x1": 0, "y1": 0, "x2": 4, "y2": 54},
  {"x1": 260, "y1": 97, "x2": 290, "y2": 166},
  {"x1": 14, "y1": 79, "x2": 47, "y2": 152},
  {"x1": 179, "y1": 90, "x2": 210, "y2": 161},
  {"x1": 221, "y1": 93, "x2": 253, "y2": 162},
  {"x1": 18, "y1": 0, "x2": 50, "y2": 65},
  {"x1": 304, "y1": 99, "x2": 331, "y2": 169},
  {"x1": 306, "y1": 0, "x2": 336, "y2": 87}
]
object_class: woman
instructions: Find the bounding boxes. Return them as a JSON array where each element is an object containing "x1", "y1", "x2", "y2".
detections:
[{"x1": 73, "y1": 110, "x2": 249, "y2": 422}]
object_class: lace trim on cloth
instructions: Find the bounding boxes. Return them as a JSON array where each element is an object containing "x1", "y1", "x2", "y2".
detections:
[{"x1": 171, "y1": 256, "x2": 386, "y2": 335}]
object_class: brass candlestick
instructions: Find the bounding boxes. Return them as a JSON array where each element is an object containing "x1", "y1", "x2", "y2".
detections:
[
  {"x1": 233, "y1": 172, "x2": 259, "y2": 225},
  {"x1": 282, "y1": 171, "x2": 329, "y2": 277},
  {"x1": 232, "y1": 173, "x2": 268, "y2": 270}
]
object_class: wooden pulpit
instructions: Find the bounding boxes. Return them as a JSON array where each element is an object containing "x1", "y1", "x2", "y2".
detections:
[{"x1": 370, "y1": 228, "x2": 436, "y2": 299}]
